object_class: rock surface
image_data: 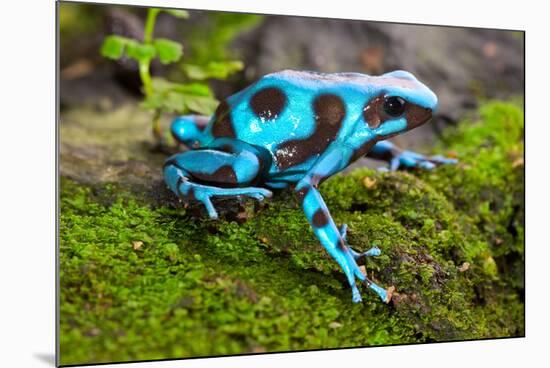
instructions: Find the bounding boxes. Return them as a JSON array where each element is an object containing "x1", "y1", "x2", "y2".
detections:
[{"x1": 60, "y1": 8, "x2": 523, "y2": 178}]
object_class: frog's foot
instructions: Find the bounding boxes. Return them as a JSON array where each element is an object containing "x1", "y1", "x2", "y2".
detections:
[
  {"x1": 351, "y1": 286, "x2": 363, "y2": 303},
  {"x1": 348, "y1": 258, "x2": 391, "y2": 304},
  {"x1": 178, "y1": 182, "x2": 272, "y2": 219},
  {"x1": 363, "y1": 279, "x2": 394, "y2": 304},
  {"x1": 385, "y1": 150, "x2": 458, "y2": 171},
  {"x1": 171, "y1": 114, "x2": 210, "y2": 147},
  {"x1": 338, "y1": 224, "x2": 382, "y2": 260},
  {"x1": 368, "y1": 141, "x2": 457, "y2": 171},
  {"x1": 336, "y1": 224, "x2": 389, "y2": 303},
  {"x1": 164, "y1": 141, "x2": 272, "y2": 219}
]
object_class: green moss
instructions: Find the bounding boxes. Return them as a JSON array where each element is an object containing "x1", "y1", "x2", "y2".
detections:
[{"x1": 59, "y1": 100, "x2": 524, "y2": 366}]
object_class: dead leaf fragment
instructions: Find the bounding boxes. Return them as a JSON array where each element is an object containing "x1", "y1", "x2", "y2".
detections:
[
  {"x1": 446, "y1": 150, "x2": 458, "y2": 159},
  {"x1": 363, "y1": 177, "x2": 377, "y2": 189},
  {"x1": 132, "y1": 241, "x2": 143, "y2": 250},
  {"x1": 458, "y1": 262, "x2": 470, "y2": 272},
  {"x1": 86, "y1": 327, "x2": 101, "y2": 337},
  {"x1": 251, "y1": 346, "x2": 266, "y2": 353},
  {"x1": 329, "y1": 321, "x2": 343, "y2": 329},
  {"x1": 512, "y1": 158, "x2": 524, "y2": 168},
  {"x1": 385, "y1": 286, "x2": 395, "y2": 303}
]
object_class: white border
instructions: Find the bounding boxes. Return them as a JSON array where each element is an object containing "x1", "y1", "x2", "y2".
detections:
[{"x1": 2, "y1": 0, "x2": 548, "y2": 367}]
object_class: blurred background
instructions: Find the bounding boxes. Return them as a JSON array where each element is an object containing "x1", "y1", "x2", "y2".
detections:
[{"x1": 59, "y1": 1, "x2": 524, "y2": 189}]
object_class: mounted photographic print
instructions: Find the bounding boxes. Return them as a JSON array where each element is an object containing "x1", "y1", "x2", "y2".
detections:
[{"x1": 57, "y1": 1, "x2": 525, "y2": 366}]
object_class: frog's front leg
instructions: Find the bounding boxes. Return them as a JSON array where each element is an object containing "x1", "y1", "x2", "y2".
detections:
[
  {"x1": 164, "y1": 138, "x2": 272, "y2": 219},
  {"x1": 295, "y1": 147, "x2": 390, "y2": 304},
  {"x1": 339, "y1": 224, "x2": 381, "y2": 260},
  {"x1": 368, "y1": 140, "x2": 457, "y2": 171}
]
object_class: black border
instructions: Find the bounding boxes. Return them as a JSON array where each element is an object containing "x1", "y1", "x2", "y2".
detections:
[{"x1": 55, "y1": 1, "x2": 527, "y2": 367}]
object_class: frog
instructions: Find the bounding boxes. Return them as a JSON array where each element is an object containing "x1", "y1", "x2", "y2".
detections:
[{"x1": 163, "y1": 69, "x2": 456, "y2": 304}]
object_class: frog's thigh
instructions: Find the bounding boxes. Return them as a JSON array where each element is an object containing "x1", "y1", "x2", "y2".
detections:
[{"x1": 165, "y1": 148, "x2": 262, "y2": 187}]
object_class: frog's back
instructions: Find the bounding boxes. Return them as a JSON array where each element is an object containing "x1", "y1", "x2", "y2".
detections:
[{"x1": 203, "y1": 70, "x2": 374, "y2": 172}]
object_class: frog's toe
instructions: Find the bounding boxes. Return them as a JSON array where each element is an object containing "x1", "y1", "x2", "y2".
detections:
[
  {"x1": 430, "y1": 154, "x2": 458, "y2": 165},
  {"x1": 364, "y1": 246, "x2": 382, "y2": 257},
  {"x1": 339, "y1": 224, "x2": 382, "y2": 260},
  {"x1": 227, "y1": 187, "x2": 272, "y2": 202},
  {"x1": 418, "y1": 160, "x2": 436, "y2": 170},
  {"x1": 364, "y1": 280, "x2": 392, "y2": 303},
  {"x1": 192, "y1": 191, "x2": 220, "y2": 219},
  {"x1": 417, "y1": 155, "x2": 458, "y2": 170},
  {"x1": 349, "y1": 246, "x2": 382, "y2": 261},
  {"x1": 338, "y1": 224, "x2": 349, "y2": 241},
  {"x1": 389, "y1": 151, "x2": 458, "y2": 171},
  {"x1": 244, "y1": 188, "x2": 273, "y2": 201},
  {"x1": 352, "y1": 288, "x2": 363, "y2": 303},
  {"x1": 202, "y1": 199, "x2": 219, "y2": 219}
]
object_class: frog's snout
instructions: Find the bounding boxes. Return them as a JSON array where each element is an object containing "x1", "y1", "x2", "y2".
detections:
[{"x1": 406, "y1": 104, "x2": 432, "y2": 130}]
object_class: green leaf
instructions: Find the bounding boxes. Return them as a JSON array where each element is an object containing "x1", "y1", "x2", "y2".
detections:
[
  {"x1": 125, "y1": 41, "x2": 156, "y2": 63},
  {"x1": 140, "y1": 87, "x2": 162, "y2": 109},
  {"x1": 164, "y1": 91, "x2": 186, "y2": 112},
  {"x1": 182, "y1": 60, "x2": 244, "y2": 80},
  {"x1": 100, "y1": 35, "x2": 130, "y2": 60},
  {"x1": 184, "y1": 95, "x2": 219, "y2": 116},
  {"x1": 163, "y1": 9, "x2": 190, "y2": 19},
  {"x1": 141, "y1": 79, "x2": 217, "y2": 115},
  {"x1": 153, "y1": 38, "x2": 183, "y2": 64},
  {"x1": 150, "y1": 78, "x2": 213, "y2": 97},
  {"x1": 170, "y1": 82, "x2": 212, "y2": 97},
  {"x1": 149, "y1": 77, "x2": 174, "y2": 92}
]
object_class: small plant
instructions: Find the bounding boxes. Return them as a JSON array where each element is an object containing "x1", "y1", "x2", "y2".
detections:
[{"x1": 100, "y1": 8, "x2": 250, "y2": 145}]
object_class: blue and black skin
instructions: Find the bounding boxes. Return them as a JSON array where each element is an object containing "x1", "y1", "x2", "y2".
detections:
[{"x1": 164, "y1": 70, "x2": 456, "y2": 304}]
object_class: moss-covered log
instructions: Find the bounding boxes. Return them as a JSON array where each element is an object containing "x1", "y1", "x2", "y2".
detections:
[{"x1": 59, "y1": 101, "x2": 524, "y2": 365}]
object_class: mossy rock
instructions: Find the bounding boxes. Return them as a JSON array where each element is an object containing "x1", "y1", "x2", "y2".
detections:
[{"x1": 59, "y1": 101, "x2": 524, "y2": 365}]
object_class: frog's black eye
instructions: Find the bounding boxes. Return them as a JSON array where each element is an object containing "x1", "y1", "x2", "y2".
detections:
[{"x1": 383, "y1": 96, "x2": 406, "y2": 117}]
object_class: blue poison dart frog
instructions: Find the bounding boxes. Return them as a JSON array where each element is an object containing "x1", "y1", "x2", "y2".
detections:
[{"x1": 164, "y1": 70, "x2": 456, "y2": 304}]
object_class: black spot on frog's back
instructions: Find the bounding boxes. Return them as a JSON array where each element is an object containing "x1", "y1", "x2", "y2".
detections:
[
  {"x1": 275, "y1": 93, "x2": 346, "y2": 170},
  {"x1": 250, "y1": 87, "x2": 287, "y2": 120}
]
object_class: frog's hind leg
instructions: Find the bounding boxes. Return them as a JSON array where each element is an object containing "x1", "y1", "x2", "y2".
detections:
[
  {"x1": 164, "y1": 139, "x2": 272, "y2": 219},
  {"x1": 171, "y1": 115, "x2": 211, "y2": 147}
]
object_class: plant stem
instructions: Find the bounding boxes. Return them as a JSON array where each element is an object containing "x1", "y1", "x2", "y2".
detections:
[
  {"x1": 143, "y1": 8, "x2": 161, "y2": 145},
  {"x1": 152, "y1": 109, "x2": 162, "y2": 144},
  {"x1": 139, "y1": 8, "x2": 160, "y2": 97},
  {"x1": 138, "y1": 60, "x2": 153, "y2": 96},
  {"x1": 144, "y1": 8, "x2": 160, "y2": 44}
]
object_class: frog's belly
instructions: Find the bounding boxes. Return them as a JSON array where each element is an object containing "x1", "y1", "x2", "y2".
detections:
[{"x1": 262, "y1": 155, "x2": 318, "y2": 188}]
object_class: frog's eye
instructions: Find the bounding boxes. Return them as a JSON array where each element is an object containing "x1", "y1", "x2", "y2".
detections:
[{"x1": 383, "y1": 96, "x2": 406, "y2": 117}]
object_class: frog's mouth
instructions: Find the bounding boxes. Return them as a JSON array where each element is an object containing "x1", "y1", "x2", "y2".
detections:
[{"x1": 406, "y1": 104, "x2": 432, "y2": 130}]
